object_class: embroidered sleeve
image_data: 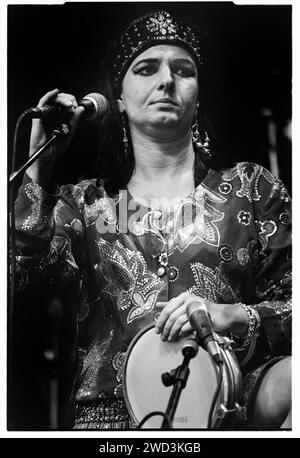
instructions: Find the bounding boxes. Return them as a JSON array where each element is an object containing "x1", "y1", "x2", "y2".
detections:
[
  {"x1": 250, "y1": 167, "x2": 292, "y2": 356},
  {"x1": 14, "y1": 174, "x2": 86, "y2": 290}
]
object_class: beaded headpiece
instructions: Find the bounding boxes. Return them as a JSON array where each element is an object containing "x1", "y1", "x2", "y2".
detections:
[{"x1": 112, "y1": 10, "x2": 204, "y2": 90}]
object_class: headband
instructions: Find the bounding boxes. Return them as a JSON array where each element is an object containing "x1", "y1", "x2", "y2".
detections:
[{"x1": 112, "y1": 10, "x2": 204, "y2": 90}]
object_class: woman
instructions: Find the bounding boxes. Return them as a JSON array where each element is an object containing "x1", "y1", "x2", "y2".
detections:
[{"x1": 14, "y1": 10, "x2": 291, "y2": 429}]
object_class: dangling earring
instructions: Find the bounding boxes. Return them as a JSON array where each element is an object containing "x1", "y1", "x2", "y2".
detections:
[
  {"x1": 192, "y1": 118, "x2": 212, "y2": 158},
  {"x1": 121, "y1": 113, "x2": 129, "y2": 160},
  {"x1": 201, "y1": 130, "x2": 211, "y2": 157}
]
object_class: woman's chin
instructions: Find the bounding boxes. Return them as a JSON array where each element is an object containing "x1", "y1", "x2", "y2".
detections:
[
  {"x1": 132, "y1": 114, "x2": 188, "y2": 134},
  {"x1": 149, "y1": 114, "x2": 181, "y2": 128}
]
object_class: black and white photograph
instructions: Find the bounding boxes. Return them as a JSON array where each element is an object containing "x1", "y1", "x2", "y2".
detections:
[{"x1": 6, "y1": 1, "x2": 294, "y2": 436}]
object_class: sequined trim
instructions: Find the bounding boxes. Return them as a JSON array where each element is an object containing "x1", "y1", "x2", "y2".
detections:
[
  {"x1": 22, "y1": 182, "x2": 51, "y2": 234},
  {"x1": 222, "y1": 163, "x2": 263, "y2": 203},
  {"x1": 76, "y1": 331, "x2": 114, "y2": 401},
  {"x1": 252, "y1": 299, "x2": 291, "y2": 315},
  {"x1": 74, "y1": 420, "x2": 131, "y2": 430},
  {"x1": 189, "y1": 262, "x2": 239, "y2": 303},
  {"x1": 75, "y1": 399, "x2": 130, "y2": 426},
  {"x1": 112, "y1": 351, "x2": 124, "y2": 382},
  {"x1": 168, "y1": 183, "x2": 226, "y2": 254},
  {"x1": 128, "y1": 183, "x2": 226, "y2": 253},
  {"x1": 95, "y1": 239, "x2": 165, "y2": 324},
  {"x1": 130, "y1": 210, "x2": 168, "y2": 244},
  {"x1": 232, "y1": 304, "x2": 260, "y2": 352},
  {"x1": 146, "y1": 12, "x2": 177, "y2": 35},
  {"x1": 268, "y1": 180, "x2": 290, "y2": 202}
]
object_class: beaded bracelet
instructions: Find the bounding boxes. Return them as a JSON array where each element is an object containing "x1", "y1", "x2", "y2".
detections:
[{"x1": 233, "y1": 303, "x2": 260, "y2": 352}]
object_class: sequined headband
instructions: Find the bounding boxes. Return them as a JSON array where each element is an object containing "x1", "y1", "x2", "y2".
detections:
[{"x1": 112, "y1": 10, "x2": 204, "y2": 90}]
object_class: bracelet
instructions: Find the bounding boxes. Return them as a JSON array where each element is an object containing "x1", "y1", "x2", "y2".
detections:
[{"x1": 233, "y1": 303, "x2": 260, "y2": 351}]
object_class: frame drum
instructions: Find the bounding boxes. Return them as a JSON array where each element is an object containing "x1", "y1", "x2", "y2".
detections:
[{"x1": 123, "y1": 324, "x2": 242, "y2": 429}]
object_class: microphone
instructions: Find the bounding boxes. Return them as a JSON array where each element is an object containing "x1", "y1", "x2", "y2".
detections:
[
  {"x1": 187, "y1": 302, "x2": 223, "y2": 365},
  {"x1": 25, "y1": 93, "x2": 109, "y2": 124}
]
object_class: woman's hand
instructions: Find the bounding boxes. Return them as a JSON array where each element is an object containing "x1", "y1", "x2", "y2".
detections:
[
  {"x1": 155, "y1": 292, "x2": 249, "y2": 342},
  {"x1": 27, "y1": 88, "x2": 85, "y2": 184}
]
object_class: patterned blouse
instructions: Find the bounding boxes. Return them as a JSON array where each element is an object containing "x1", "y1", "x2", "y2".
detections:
[{"x1": 15, "y1": 162, "x2": 291, "y2": 417}]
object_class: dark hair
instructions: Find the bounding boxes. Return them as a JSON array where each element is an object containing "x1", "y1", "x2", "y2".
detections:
[
  {"x1": 94, "y1": 19, "x2": 234, "y2": 196},
  {"x1": 94, "y1": 39, "x2": 134, "y2": 196}
]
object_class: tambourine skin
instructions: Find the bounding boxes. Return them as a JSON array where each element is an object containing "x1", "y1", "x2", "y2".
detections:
[{"x1": 122, "y1": 324, "x2": 242, "y2": 429}]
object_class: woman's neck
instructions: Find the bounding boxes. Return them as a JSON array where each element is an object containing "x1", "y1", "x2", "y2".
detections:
[
  {"x1": 127, "y1": 127, "x2": 195, "y2": 205},
  {"x1": 130, "y1": 128, "x2": 194, "y2": 180}
]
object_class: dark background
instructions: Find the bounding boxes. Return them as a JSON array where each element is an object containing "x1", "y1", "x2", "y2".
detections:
[{"x1": 8, "y1": 2, "x2": 292, "y2": 430}]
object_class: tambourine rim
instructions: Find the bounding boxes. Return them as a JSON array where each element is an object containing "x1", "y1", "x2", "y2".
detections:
[{"x1": 122, "y1": 323, "x2": 156, "y2": 426}]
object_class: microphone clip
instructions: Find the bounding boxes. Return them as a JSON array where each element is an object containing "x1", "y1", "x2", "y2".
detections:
[
  {"x1": 52, "y1": 123, "x2": 71, "y2": 138},
  {"x1": 161, "y1": 365, "x2": 189, "y2": 389}
]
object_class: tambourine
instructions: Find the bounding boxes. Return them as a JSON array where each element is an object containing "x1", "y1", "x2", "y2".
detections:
[{"x1": 123, "y1": 324, "x2": 242, "y2": 429}]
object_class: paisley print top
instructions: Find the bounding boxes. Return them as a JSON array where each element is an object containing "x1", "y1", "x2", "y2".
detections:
[{"x1": 14, "y1": 162, "x2": 292, "y2": 404}]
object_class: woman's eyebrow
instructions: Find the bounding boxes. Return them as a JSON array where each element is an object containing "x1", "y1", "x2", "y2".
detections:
[
  {"x1": 172, "y1": 58, "x2": 196, "y2": 66},
  {"x1": 132, "y1": 58, "x2": 159, "y2": 68},
  {"x1": 132, "y1": 57, "x2": 196, "y2": 68}
]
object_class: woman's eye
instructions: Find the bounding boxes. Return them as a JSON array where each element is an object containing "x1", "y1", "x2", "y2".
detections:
[
  {"x1": 136, "y1": 66, "x2": 156, "y2": 76},
  {"x1": 174, "y1": 66, "x2": 196, "y2": 77}
]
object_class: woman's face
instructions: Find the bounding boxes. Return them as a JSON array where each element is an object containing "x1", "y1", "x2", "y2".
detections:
[{"x1": 118, "y1": 44, "x2": 199, "y2": 135}]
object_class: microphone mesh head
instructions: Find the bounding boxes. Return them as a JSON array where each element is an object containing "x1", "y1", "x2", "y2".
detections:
[{"x1": 84, "y1": 93, "x2": 108, "y2": 123}]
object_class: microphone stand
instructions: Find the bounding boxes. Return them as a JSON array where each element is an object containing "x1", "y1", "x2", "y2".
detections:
[
  {"x1": 161, "y1": 341, "x2": 198, "y2": 429},
  {"x1": 9, "y1": 123, "x2": 70, "y2": 183}
]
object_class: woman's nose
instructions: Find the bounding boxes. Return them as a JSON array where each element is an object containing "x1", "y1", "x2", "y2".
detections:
[{"x1": 157, "y1": 65, "x2": 175, "y2": 90}]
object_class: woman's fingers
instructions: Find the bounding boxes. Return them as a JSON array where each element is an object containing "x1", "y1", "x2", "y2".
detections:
[
  {"x1": 155, "y1": 292, "x2": 201, "y2": 342},
  {"x1": 155, "y1": 293, "x2": 241, "y2": 343},
  {"x1": 155, "y1": 293, "x2": 187, "y2": 334},
  {"x1": 29, "y1": 89, "x2": 84, "y2": 160},
  {"x1": 167, "y1": 312, "x2": 190, "y2": 341},
  {"x1": 161, "y1": 304, "x2": 187, "y2": 341},
  {"x1": 65, "y1": 105, "x2": 85, "y2": 140},
  {"x1": 38, "y1": 89, "x2": 79, "y2": 114},
  {"x1": 37, "y1": 88, "x2": 60, "y2": 107},
  {"x1": 55, "y1": 92, "x2": 79, "y2": 111},
  {"x1": 178, "y1": 321, "x2": 194, "y2": 337}
]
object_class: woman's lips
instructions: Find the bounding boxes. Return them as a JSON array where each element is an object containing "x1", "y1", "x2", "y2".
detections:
[{"x1": 151, "y1": 98, "x2": 178, "y2": 106}]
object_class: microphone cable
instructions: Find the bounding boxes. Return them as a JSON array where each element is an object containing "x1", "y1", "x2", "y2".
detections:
[{"x1": 136, "y1": 411, "x2": 172, "y2": 430}]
